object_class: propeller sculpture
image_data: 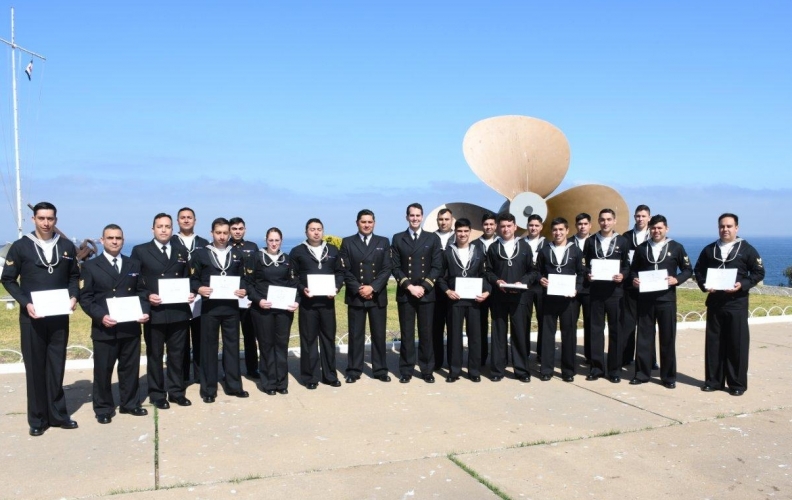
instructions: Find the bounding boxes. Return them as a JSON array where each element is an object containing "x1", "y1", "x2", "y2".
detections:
[{"x1": 424, "y1": 115, "x2": 628, "y2": 238}]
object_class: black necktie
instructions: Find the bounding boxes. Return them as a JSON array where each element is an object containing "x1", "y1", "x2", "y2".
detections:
[
  {"x1": 364, "y1": 236, "x2": 369, "y2": 246},
  {"x1": 112, "y1": 257, "x2": 119, "y2": 274},
  {"x1": 413, "y1": 233, "x2": 417, "y2": 241},
  {"x1": 161, "y1": 245, "x2": 168, "y2": 257}
]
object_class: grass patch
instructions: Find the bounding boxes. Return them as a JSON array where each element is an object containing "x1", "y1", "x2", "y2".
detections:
[{"x1": 447, "y1": 454, "x2": 512, "y2": 500}]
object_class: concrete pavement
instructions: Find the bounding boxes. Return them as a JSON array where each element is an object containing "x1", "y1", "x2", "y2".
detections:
[{"x1": 1, "y1": 319, "x2": 790, "y2": 499}]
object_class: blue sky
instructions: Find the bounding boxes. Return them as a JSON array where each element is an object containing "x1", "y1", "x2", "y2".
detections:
[{"x1": 0, "y1": 1, "x2": 789, "y2": 242}]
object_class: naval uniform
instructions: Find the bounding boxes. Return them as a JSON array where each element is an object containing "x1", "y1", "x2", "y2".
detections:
[
  {"x1": 339, "y1": 233, "x2": 392, "y2": 379},
  {"x1": 432, "y1": 231, "x2": 454, "y2": 369},
  {"x1": 437, "y1": 243, "x2": 491, "y2": 379},
  {"x1": 131, "y1": 240, "x2": 192, "y2": 403},
  {"x1": 693, "y1": 238, "x2": 764, "y2": 392},
  {"x1": 171, "y1": 233, "x2": 210, "y2": 384},
  {"x1": 289, "y1": 242, "x2": 344, "y2": 385},
  {"x1": 80, "y1": 253, "x2": 149, "y2": 417},
  {"x1": 245, "y1": 250, "x2": 299, "y2": 392},
  {"x1": 536, "y1": 242, "x2": 584, "y2": 379},
  {"x1": 1, "y1": 234, "x2": 80, "y2": 429},
  {"x1": 568, "y1": 235, "x2": 592, "y2": 363},
  {"x1": 391, "y1": 229, "x2": 443, "y2": 379},
  {"x1": 484, "y1": 238, "x2": 538, "y2": 379},
  {"x1": 622, "y1": 227, "x2": 649, "y2": 366},
  {"x1": 524, "y1": 236, "x2": 546, "y2": 361},
  {"x1": 629, "y1": 239, "x2": 692, "y2": 385},
  {"x1": 190, "y1": 245, "x2": 247, "y2": 398},
  {"x1": 583, "y1": 233, "x2": 630, "y2": 379},
  {"x1": 472, "y1": 236, "x2": 497, "y2": 366},
  {"x1": 231, "y1": 238, "x2": 260, "y2": 378}
]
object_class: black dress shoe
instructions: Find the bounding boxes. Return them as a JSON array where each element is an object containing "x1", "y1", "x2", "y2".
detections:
[
  {"x1": 445, "y1": 376, "x2": 459, "y2": 383},
  {"x1": 629, "y1": 378, "x2": 646, "y2": 385},
  {"x1": 729, "y1": 388, "x2": 745, "y2": 396},
  {"x1": 423, "y1": 375, "x2": 435, "y2": 383},
  {"x1": 96, "y1": 414, "x2": 112, "y2": 424},
  {"x1": 29, "y1": 425, "x2": 48, "y2": 436},
  {"x1": 470, "y1": 375, "x2": 481, "y2": 383},
  {"x1": 264, "y1": 389, "x2": 277, "y2": 396},
  {"x1": 277, "y1": 388, "x2": 288, "y2": 395},
  {"x1": 202, "y1": 396, "x2": 216, "y2": 403},
  {"x1": 399, "y1": 376, "x2": 411, "y2": 384},
  {"x1": 540, "y1": 374, "x2": 552, "y2": 381},
  {"x1": 324, "y1": 380, "x2": 342, "y2": 387},
  {"x1": 610, "y1": 376, "x2": 621, "y2": 384},
  {"x1": 120, "y1": 407, "x2": 148, "y2": 417},
  {"x1": 491, "y1": 376, "x2": 502, "y2": 382},
  {"x1": 345, "y1": 376, "x2": 357, "y2": 384},
  {"x1": 585, "y1": 374, "x2": 599, "y2": 381},
  {"x1": 306, "y1": 383, "x2": 318, "y2": 390},
  {"x1": 700, "y1": 385, "x2": 716, "y2": 392},
  {"x1": 663, "y1": 381, "x2": 676, "y2": 389},
  {"x1": 562, "y1": 375, "x2": 574, "y2": 383},
  {"x1": 518, "y1": 375, "x2": 531, "y2": 383},
  {"x1": 58, "y1": 420, "x2": 79, "y2": 429},
  {"x1": 377, "y1": 375, "x2": 392, "y2": 382},
  {"x1": 151, "y1": 399, "x2": 170, "y2": 410},
  {"x1": 230, "y1": 390, "x2": 250, "y2": 398},
  {"x1": 168, "y1": 396, "x2": 192, "y2": 407}
]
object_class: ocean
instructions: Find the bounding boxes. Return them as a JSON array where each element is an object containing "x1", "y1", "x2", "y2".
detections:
[{"x1": 112, "y1": 236, "x2": 790, "y2": 287}]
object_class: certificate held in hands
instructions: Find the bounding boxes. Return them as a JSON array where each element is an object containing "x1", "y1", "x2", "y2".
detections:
[
  {"x1": 30, "y1": 289, "x2": 72, "y2": 317},
  {"x1": 158, "y1": 278, "x2": 190, "y2": 304},
  {"x1": 547, "y1": 274, "x2": 576, "y2": 297},
  {"x1": 454, "y1": 277, "x2": 482, "y2": 300},
  {"x1": 107, "y1": 296, "x2": 144, "y2": 323},
  {"x1": 638, "y1": 270, "x2": 669, "y2": 293},
  {"x1": 591, "y1": 259, "x2": 620, "y2": 281},
  {"x1": 307, "y1": 274, "x2": 336, "y2": 296},
  {"x1": 209, "y1": 275, "x2": 241, "y2": 300},
  {"x1": 267, "y1": 286, "x2": 297, "y2": 310},
  {"x1": 705, "y1": 268, "x2": 738, "y2": 290}
]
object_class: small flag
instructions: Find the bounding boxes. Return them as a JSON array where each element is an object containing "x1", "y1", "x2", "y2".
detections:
[{"x1": 24, "y1": 60, "x2": 32, "y2": 80}]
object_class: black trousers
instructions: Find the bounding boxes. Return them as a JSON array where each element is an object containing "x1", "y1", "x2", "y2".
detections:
[
  {"x1": 527, "y1": 287, "x2": 544, "y2": 358},
  {"x1": 347, "y1": 304, "x2": 388, "y2": 378},
  {"x1": 145, "y1": 320, "x2": 188, "y2": 401},
  {"x1": 540, "y1": 297, "x2": 579, "y2": 378},
  {"x1": 299, "y1": 305, "x2": 339, "y2": 384},
  {"x1": 397, "y1": 300, "x2": 435, "y2": 377},
  {"x1": 20, "y1": 316, "x2": 70, "y2": 428},
  {"x1": 447, "y1": 303, "x2": 481, "y2": 378},
  {"x1": 182, "y1": 316, "x2": 202, "y2": 383},
  {"x1": 432, "y1": 292, "x2": 449, "y2": 368},
  {"x1": 634, "y1": 300, "x2": 677, "y2": 383},
  {"x1": 479, "y1": 299, "x2": 491, "y2": 366},
  {"x1": 199, "y1": 312, "x2": 243, "y2": 398},
  {"x1": 704, "y1": 305, "x2": 750, "y2": 392},
  {"x1": 622, "y1": 288, "x2": 638, "y2": 364},
  {"x1": 590, "y1": 293, "x2": 623, "y2": 378},
  {"x1": 251, "y1": 308, "x2": 293, "y2": 391},
  {"x1": 490, "y1": 300, "x2": 529, "y2": 378},
  {"x1": 92, "y1": 335, "x2": 142, "y2": 416},
  {"x1": 577, "y1": 293, "x2": 592, "y2": 362},
  {"x1": 240, "y1": 307, "x2": 258, "y2": 375}
]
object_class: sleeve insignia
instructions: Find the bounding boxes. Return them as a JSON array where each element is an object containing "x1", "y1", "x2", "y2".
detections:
[
  {"x1": 684, "y1": 256, "x2": 690, "y2": 263},
  {"x1": 79, "y1": 279, "x2": 84, "y2": 289},
  {"x1": 756, "y1": 257, "x2": 763, "y2": 267},
  {"x1": 4, "y1": 259, "x2": 13, "y2": 266},
  {"x1": 190, "y1": 268, "x2": 195, "y2": 275}
]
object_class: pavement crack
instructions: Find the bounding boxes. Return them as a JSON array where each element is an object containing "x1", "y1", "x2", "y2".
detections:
[
  {"x1": 154, "y1": 407, "x2": 160, "y2": 490},
  {"x1": 447, "y1": 454, "x2": 512, "y2": 500},
  {"x1": 574, "y1": 383, "x2": 684, "y2": 424}
]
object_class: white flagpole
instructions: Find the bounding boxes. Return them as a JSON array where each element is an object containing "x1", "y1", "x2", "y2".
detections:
[{"x1": 0, "y1": 8, "x2": 47, "y2": 239}]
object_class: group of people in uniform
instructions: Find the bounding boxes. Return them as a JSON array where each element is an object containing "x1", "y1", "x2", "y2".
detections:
[{"x1": 1, "y1": 201, "x2": 765, "y2": 437}]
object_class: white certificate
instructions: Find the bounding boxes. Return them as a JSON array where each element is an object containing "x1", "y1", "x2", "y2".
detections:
[
  {"x1": 591, "y1": 259, "x2": 621, "y2": 281},
  {"x1": 267, "y1": 286, "x2": 297, "y2": 310},
  {"x1": 30, "y1": 289, "x2": 72, "y2": 317},
  {"x1": 238, "y1": 296, "x2": 251, "y2": 309},
  {"x1": 158, "y1": 278, "x2": 190, "y2": 304},
  {"x1": 209, "y1": 275, "x2": 240, "y2": 300},
  {"x1": 107, "y1": 296, "x2": 144, "y2": 323},
  {"x1": 547, "y1": 274, "x2": 576, "y2": 297},
  {"x1": 705, "y1": 268, "x2": 738, "y2": 290},
  {"x1": 639, "y1": 270, "x2": 669, "y2": 293},
  {"x1": 190, "y1": 296, "x2": 202, "y2": 318},
  {"x1": 307, "y1": 274, "x2": 336, "y2": 296},
  {"x1": 500, "y1": 283, "x2": 528, "y2": 290},
  {"x1": 455, "y1": 277, "x2": 482, "y2": 299}
]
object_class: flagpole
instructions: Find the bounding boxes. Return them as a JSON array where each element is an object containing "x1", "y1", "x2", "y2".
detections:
[{"x1": 0, "y1": 7, "x2": 47, "y2": 239}]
